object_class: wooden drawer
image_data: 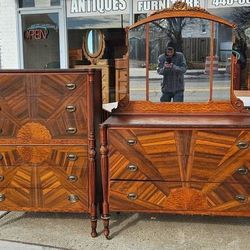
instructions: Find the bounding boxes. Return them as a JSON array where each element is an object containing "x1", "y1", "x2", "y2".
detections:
[
  {"x1": 0, "y1": 73, "x2": 86, "y2": 97},
  {"x1": 0, "y1": 187, "x2": 88, "y2": 212},
  {"x1": 108, "y1": 128, "x2": 246, "y2": 156},
  {"x1": 0, "y1": 145, "x2": 88, "y2": 168},
  {"x1": 0, "y1": 165, "x2": 88, "y2": 189},
  {"x1": 0, "y1": 95, "x2": 86, "y2": 121},
  {"x1": 109, "y1": 181, "x2": 250, "y2": 213},
  {"x1": 109, "y1": 129, "x2": 250, "y2": 183},
  {"x1": 0, "y1": 120, "x2": 87, "y2": 140}
]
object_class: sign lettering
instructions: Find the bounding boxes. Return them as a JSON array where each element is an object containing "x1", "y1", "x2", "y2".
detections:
[
  {"x1": 67, "y1": 0, "x2": 129, "y2": 17},
  {"x1": 24, "y1": 29, "x2": 49, "y2": 40}
]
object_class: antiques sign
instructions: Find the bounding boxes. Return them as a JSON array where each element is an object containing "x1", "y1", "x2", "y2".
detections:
[
  {"x1": 67, "y1": 0, "x2": 250, "y2": 16},
  {"x1": 66, "y1": 0, "x2": 130, "y2": 17}
]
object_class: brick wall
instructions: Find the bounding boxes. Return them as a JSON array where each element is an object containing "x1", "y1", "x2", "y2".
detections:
[{"x1": 0, "y1": 0, "x2": 19, "y2": 69}]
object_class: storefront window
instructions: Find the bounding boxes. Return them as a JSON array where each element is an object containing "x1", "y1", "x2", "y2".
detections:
[
  {"x1": 22, "y1": 13, "x2": 60, "y2": 68},
  {"x1": 19, "y1": 0, "x2": 61, "y2": 8},
  {"x1": 67, "y1": 15, "x2": 129, "y2": 67}
]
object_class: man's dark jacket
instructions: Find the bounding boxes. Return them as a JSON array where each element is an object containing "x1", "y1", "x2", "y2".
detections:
[{"x1": 157, "y1": 52, "x2": 187, "y2": 93}]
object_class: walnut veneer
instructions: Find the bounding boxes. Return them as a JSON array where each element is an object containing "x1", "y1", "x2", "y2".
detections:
[
  {"x1": 99, "y1": 2, "x2": 250, "y2": 239},
  {"x1": 100, "y1": 112, "x2": 250, "y2": 238},
  {"x1": 0, "y1": 69, "x2": 102, "y2": 237}
]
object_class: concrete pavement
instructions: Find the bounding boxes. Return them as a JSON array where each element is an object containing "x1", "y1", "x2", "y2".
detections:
[{"x1": 0, "y1": 211, "x2": 250, "y2": 250}]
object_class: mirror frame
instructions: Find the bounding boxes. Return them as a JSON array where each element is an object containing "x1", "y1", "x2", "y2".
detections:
[
  {"x1": 115, "y1": 2, "x2": 247, "y2": 114},
  {"x1": 82, "y1": 29, "x2": 105, "y2": 64}
]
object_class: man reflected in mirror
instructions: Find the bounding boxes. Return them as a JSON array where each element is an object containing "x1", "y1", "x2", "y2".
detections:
[{"x1": 157, "y1": 41, "x2": 187, "y2": 102}]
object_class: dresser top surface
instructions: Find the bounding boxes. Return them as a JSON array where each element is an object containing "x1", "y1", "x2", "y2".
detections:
[{"x1": 102, "y1": 114, "x2": 250, "y2": 128}]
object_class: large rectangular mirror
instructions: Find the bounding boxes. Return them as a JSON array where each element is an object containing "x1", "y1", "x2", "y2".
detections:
[{"x1": 129, "y1": 17, "x2": 234, "y2": 103}]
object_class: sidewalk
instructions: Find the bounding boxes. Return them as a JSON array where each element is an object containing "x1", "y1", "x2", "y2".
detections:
[
  {"x1": 0, "y1": 211, "x2": 250, "y2": 250},
  {"x1": 130, "y1": 68, "x2": 228, "y2": 80}
]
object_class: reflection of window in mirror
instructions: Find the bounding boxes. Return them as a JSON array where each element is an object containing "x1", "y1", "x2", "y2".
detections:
[
  {"x1": 129, "y1": 17, "x2": 234, "y2": 103},
  {"x1": 201, "y1": 24, "x2": 206, "y2": 33}
]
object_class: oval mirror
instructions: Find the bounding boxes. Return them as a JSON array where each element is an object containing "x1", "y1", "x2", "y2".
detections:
[
  {"x1": 87, "y1": 30, "x2": 100, "y2": 55},
  {"x1": 82, "y1": 29, "x2": 105, "y2": 64}
]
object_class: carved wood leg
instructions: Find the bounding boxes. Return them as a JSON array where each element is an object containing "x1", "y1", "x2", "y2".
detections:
[
  {"x1": 101, "y1": 213, "x2": 110, "y2": 239},
  {"x1": 100, "y1": 125, "x2": 110, "y2": 239},
  {"x1": 91, "y1": 215, "x2": 97, "y2": 238}
]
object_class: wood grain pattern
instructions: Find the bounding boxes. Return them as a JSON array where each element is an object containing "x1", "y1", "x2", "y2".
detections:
[
  {"x1": 109, "y1": 180, "x2": 250, "y2": 213},
  {"x1": 109, "y1": 129, "x2": 250, "y2": 184},
  {"x1": 0, "y1": 187, "x2": 88, "y2": 212},
  {"x1": 0, "y1": 71, "x2": 102, "y2": 237},
  {"x1": 114, "y1": 101, "x2": 245, "y2": 114}
]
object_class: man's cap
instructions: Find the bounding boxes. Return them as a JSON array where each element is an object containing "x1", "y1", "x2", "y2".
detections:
[{"x1": 166, "y1": 41, "x2": 177, "y2": 51}]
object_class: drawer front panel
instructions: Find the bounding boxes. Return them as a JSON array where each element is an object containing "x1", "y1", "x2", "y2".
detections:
[
  {"x1": 0, "y1": 73, "x2": 86, "y2": 97},
  {"x1": 109, "y1": 181, "x2": 250, "y2": 213},
  {"x1": 0, "y1": 165, "x2": 88, "y2": 189},
  {"x1": 0, "y1": 96, "x2": 86, "y2": 123},
  {"x1": 0, "y1": 96, "x2": 88, "y2": 140},
  {"x1": 0, "y1": 145, "x2": 88, "y2": 168},
  {"x1": 109, "y1": 129, "x2": 250, "y2": 183},
  {"x1": 0, "y1": 120, "x2": 87, "y2": 140},
  {"x1": 0, "y1": 187, "x2": 88, "y2": 212}
]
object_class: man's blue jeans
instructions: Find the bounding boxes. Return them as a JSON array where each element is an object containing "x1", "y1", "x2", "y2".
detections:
[{"x1": 160, "y1": 90, "x2": 184, "y2": 102}]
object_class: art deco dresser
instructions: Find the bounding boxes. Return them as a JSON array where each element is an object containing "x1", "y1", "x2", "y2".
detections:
[
  {"x1": 100, "y1": 3, "x2": 250, "y2": 238},
  {"x1": 0, "y1": 69, "x2": 101, "y2": 237}
]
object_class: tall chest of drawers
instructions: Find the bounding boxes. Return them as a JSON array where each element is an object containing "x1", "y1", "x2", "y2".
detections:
[{"x1": 0, "y1": 69, "x2": 101, "y2": 237}]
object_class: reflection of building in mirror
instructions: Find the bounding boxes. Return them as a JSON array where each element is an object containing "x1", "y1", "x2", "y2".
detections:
[{"x1": 129, "y1": 17, "x2": 233, "y2": 102}]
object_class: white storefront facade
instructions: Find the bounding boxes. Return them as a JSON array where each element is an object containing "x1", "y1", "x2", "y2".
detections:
[{"x1": 0, "y1": 0, "x2": 249, "y2": 69}]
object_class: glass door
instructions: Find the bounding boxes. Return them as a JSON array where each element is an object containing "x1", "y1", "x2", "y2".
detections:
[{"x1": 18, "y1": 6, "x2": 67, "y2": 69}]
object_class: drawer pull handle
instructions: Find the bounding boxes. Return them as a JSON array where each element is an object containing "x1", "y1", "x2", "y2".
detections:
[
  {"x1": 66, "y1": 128, "x2": 77, "y2": 134},
  {"x1": 0, "y1": 128, "x2": 2, "y2": 134},
  {"x1": 127, "y1": 193, "x2": 138, "y2": 200},
  {"x1": 127, "y1": 139, "x2": 137, "y2": 146},
  {"x1": 0, "y1": 153, "x2": 3, "y2": 160},
  {"x1": 127, "y1": 164, "x2": 138, "y2": 172},
  {"x1": 67, "y1": 154, "x2": 78, "y2": 161},
  {"x1": 66, "y1": 83, "x2": 76, "y2": 90},
  {"x1": 237, "y1": 167, "x2": 249, "y2": 175},
  {"x1": 235, "y1": 194, "x2": 247, "y2": 203},
  {"x1": 237, "y1": 141, "x2": 249, "y2": 149},
  {"x1": 67, "y1": 175, "x2": 78, "y2": 182},
  {"x1": 0, "y1": 176, "x2": 4, "y2": 182},
  {"x1": 66, "y1": 105, "x2": 76, "y2": 113},
  {"x1": 68, "y1": 194, "x2": 79, "y2": 203},
  {"x1": 0, "y1": 194, "x2": 5, "y2": 202}
]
